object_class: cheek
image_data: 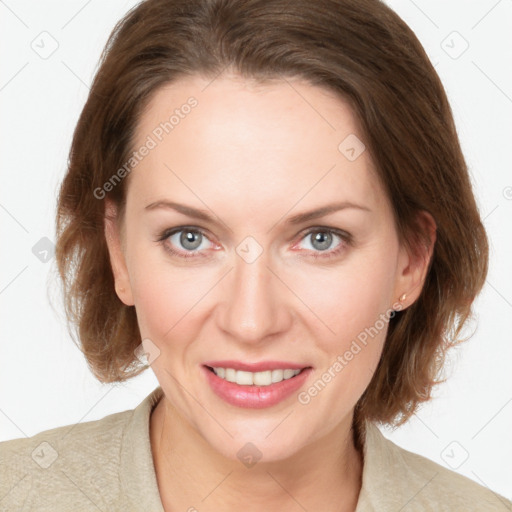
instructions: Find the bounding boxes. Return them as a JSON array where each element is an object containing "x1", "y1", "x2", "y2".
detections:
[
  {"x1": 131, "y1": 269, "x2": 197, "y2": 340},
  {"x1": 293, "y1": 265, "x2": 394, "y2": 420},
  {"x1": 127, "y1": 243, "x2": 220, "y2": 355},
  {"x1": 292, "y1": 256, "x2": 396, "y2": 343},
  {"x1": 125, "y1": 241, "x2": 189, "y2": 340},
  {"x1": 289, "y1": 253, "x2": 397, "y2": 396}
]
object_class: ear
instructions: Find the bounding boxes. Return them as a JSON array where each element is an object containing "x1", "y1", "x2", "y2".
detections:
[
  {"x1": 394, "y1": 210, "x2": 437, "y2": 310},
  {"x1": 104, "y1": 197, "x2": 135, "y2": 306}
]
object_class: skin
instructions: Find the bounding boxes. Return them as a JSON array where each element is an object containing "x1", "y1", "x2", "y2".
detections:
[{"x1": 104, "y1": 73, "x2": 435, "y2": 511}]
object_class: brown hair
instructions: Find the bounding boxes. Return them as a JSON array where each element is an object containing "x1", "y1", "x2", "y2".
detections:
[{"x1": 54, "y1": 0, "x2": 488, "y2": 427}]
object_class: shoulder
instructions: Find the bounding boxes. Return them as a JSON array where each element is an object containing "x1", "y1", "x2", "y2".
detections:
[
  {"x1": 391, "y1": 441, "x2": 510, "y2": 510},
  {"x1": 357, "y1": 422, "x2": 512, "y2": 511},
  {"x1": 0, "y1": 407, "x2": 133, "y2": 511}
]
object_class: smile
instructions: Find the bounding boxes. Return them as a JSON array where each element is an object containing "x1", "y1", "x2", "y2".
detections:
[
  {"x1": 209, "y1": 367, "x2": 302, "y2": 386},
  {"x1": 202, "y1": 362, "x2": 312, "y2": 408}
]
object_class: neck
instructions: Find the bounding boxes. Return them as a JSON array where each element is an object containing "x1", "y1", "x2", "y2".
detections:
[{"x1": 150, "y1": 397, "x2": 363, "y2": 512}]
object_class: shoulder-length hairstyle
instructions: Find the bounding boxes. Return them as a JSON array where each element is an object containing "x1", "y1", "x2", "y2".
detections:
[{"x1": 55, "y1": 0, "x2": 488, "y2": 428}]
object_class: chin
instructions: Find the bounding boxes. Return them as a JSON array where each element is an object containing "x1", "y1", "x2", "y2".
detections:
[{"x1": 197, "y1": 416, "x2": 316, "y2": 465}]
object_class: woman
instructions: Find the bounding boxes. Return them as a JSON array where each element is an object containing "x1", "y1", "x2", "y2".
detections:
[{"x1": 1, "y1": 0, "x2": 509, "y2": 510}]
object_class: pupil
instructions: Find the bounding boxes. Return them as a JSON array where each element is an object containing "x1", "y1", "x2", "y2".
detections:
[
  {"x1": 313, "y1": 231, "x2": 331, "y2": 251},
  {"x1": 181, "y1": 230, "x2": 202, "y2": 250}
]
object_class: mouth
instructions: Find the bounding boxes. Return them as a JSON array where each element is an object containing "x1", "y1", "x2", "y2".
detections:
[
  {"x1": 202, "y1": 361, "x2": 313, "y2": 408},
  {"x1": 204, "y1": 365, "x2": 306, "y2": 386}
]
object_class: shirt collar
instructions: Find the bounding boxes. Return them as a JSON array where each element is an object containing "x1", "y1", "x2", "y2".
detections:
[
  {"x1": 119, "y1": 386, "x2": 165, "y2": 511},
  {"x1": 120, "y1": 386, "x2": 400, "y2": 511}
]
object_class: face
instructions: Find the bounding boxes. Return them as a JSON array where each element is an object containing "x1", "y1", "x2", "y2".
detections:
[{"x1": 105, "y1": 74, "x2": 426, "y2": 462}]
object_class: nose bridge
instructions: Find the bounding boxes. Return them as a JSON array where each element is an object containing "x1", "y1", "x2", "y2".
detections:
[{"x1": 219, "y1": 240, "x2": 287, "y2": 342}]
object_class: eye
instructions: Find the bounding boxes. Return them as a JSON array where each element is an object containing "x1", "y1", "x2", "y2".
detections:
[
  {"x1": 157, "y1": 227, "x2": 216, "y2": 258},
  {"x1": 294, "y1": 228, "x2": 351, "y2": 259},
  {"x1": 156, "y1": 225, "x2": 352, "y2": 260}
]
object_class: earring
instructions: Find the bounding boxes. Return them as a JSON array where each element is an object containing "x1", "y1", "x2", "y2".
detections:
[{"x1": 399, "y1": 293, "x2": 407, "y2": 303}]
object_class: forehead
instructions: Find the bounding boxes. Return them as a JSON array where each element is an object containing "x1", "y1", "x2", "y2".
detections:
[{"x1": 126, "y1": 74, "x2": 387, "y2": 216}]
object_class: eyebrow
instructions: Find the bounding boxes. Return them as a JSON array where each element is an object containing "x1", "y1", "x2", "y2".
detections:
[{"x1": 144, "y1": 200, "x2": 371, "y2": 225}]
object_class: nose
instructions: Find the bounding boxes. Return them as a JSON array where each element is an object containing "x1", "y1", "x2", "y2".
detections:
[{"x1": 216, "y1": 246, "x2": 292, "y2": 345}]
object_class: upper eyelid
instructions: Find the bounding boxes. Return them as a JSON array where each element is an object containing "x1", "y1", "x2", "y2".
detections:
[{"x1": 162, "y1": 226, "x2": 215, "y2": 243}]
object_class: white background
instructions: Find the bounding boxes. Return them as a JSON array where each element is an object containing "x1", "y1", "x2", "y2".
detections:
[{"x1": 1, "y1": 0, "x2": 511, "y2": 502}]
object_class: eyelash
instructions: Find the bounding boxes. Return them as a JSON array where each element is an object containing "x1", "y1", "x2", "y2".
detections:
[{"x1": 155, "y1": 226, "x2": 352, "y2": 260}]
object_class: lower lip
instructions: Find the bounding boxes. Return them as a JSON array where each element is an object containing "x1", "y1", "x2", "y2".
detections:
[{"x1": 202, "y1": 366, "x2": 312, "y2": 409}]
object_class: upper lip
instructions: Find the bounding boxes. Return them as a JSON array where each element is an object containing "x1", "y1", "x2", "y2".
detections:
[{"x1": 203, "y1": 360, "x2": 311, "y2": 372}]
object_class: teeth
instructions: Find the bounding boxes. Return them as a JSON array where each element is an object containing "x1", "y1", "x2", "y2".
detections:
[
  {"x1": 283, "y1": 369, "x2": 295, "y2": 379},
  {"x1": 271, "y1": 369, "x2": 284, "y2": 383},
  {"x1": 212, "y1": 367, "x2": 301, "y2": 386},
  {"x1": 236, "y1": 370, "x2": 254, "y2": 385}
]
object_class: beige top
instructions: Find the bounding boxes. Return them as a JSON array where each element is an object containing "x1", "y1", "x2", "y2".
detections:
[{"x1": 1, "y1": 386, "x2": 509, "y2": 511}]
